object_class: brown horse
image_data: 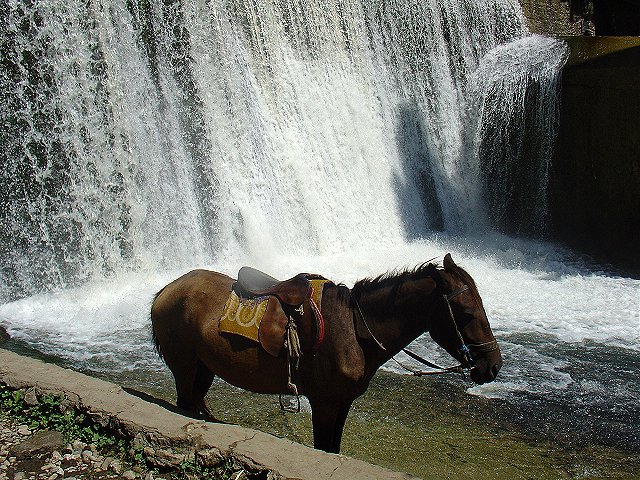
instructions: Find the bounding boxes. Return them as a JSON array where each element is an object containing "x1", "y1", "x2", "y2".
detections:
[{"x1": 151, "y1": 254, "x2": 502, "y2": 453}]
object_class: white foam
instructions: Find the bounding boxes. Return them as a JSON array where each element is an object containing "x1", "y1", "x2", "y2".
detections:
[
  {"x1": 2, "y1": 235, "x2": 637, "y2": 384},
  {"x1": 0, "y1": 0, "x2": 637, "y2": 409}
]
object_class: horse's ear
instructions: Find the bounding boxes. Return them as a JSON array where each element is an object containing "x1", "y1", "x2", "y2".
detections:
[{"x1": 443, "y1": 253, "x2": 456, "y2": 271}]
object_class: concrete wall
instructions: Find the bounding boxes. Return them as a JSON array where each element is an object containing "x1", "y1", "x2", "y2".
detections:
[
  {"x1": 0, "y1": 348, "x2": 415, "y2": 480},
  {"x1": 550, "y1": 37, "x2": 640, "y2": 271}
]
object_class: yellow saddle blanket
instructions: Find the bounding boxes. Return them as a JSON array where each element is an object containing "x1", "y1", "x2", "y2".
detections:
[
  {"x1": 219, "y1": 291, "x2": 267, "y2": 341},
  {"x1": 219, "y1": 279, "x2": 329, "y2": 343}
]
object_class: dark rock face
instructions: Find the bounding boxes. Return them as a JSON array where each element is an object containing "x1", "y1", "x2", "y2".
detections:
[
  {"x1": 512, "y1": 2, "x2": 640, "y2": 271},
  {"x1": 550, "y1": 37, "x2": 640, "y2": 272},
  {"x1": 519, "y1": 0, "x2": 582, "y2": 36},
  {"x1": 519, "y1": 0, "x2": 640, "y2": 36},
  {"x1": 0, "y1": 325, "x2": 9, "y2": 343},
  {"x1": 582, "y1": 0, "x2": 640, "y2": 36}
]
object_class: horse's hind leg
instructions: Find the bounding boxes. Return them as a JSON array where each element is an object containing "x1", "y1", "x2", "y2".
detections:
[
  {"x1": 192, "y1": 359, "x2": 217, "y2": 420},
  {"x1": 157, "y1": 343, "x2": 205, "y2": 418},
  {"x1": 171, "y1": 358, "x2": 199, "y2": 414},
  {"x1": 171, "y1": 357, "x2": 215, "y2": 420}
]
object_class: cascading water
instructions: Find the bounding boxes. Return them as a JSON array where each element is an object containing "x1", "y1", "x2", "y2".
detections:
[
  {"x1": 1, "y1": 0, "x2": 531, "y2": 300},
  {"x1": 1, "y1": 0, "x2": 638, "y2": 470},
  {"x1": 467, "y1": 34, "x2": 568, "y2": 236}
]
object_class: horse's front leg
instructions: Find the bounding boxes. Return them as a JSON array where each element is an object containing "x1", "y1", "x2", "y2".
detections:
[{"x1": 310, "y1": 400, "x2": 353, "y2": 453}]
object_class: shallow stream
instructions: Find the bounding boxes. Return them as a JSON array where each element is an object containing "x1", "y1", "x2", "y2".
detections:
[{"x1": 2, "y1": 235, "x2": 638, "y2": 479}]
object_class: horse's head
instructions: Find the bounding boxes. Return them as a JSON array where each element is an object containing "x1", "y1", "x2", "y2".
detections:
[{"x1": 427, "y1": 254, "x2": 502, "y2": 385}]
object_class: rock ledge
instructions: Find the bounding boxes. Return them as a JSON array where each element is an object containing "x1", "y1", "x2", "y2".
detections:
[{"x1": 0, "y1": 349, "x2": 416, "y2": 480}]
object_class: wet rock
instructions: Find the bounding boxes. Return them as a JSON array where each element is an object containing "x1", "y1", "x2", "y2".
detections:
[
  {"x1": 196, "y1": 447, "x2": 224, "y2": 466},
  {"x1": 81, "y1": 449, "x2": 93, "y2": 463},
  {"x1": 110, "y1": 458, "x2": 123, "y2": 473},
  {"x1": 71, "y1": 439, "x2": 85, "y2": 454},
  {"x1": 0, "y1": 325, "x2": 9, "y2": 343},
  {"x1": 100, "y1": 455, "x2": 115, "y2": 470},
  {"x1": 146, "y1": 447, "x2": 189, "y2": 468},
  {"x1": 230, "y1": 471, "x2": 248, "y2": 480},
  {"x1": 23, "y1": 388, "x2": 40, "y2": 407}
]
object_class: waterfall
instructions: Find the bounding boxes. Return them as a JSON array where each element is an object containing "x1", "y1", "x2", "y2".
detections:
[
  {"x1": 3, "y1": 4, "x2": 640, "y2": 459},
  {"x1": 0, "y1": 0, "x2": 567, "y2": 302},
  {"x1": 467, "y1": 35, "x2": 568, "y2": 236}
]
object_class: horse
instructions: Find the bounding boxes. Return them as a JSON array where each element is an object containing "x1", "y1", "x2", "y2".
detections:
[{"x1": 150, "y1": 253, "x2": 502, "y2": 453}]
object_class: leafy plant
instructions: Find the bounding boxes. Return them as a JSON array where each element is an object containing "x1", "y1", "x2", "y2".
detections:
[
  {"x1": 0, "y1": 383, "x2": 237, "y2": 478},
  {"x1": 0, "y1": 384, "x2": 127, "y2": 457}
]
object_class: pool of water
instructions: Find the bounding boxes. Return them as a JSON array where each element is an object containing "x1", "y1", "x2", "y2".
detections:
[{"x1": 1, "y1": 234, "x2": 638, "y2": 478}]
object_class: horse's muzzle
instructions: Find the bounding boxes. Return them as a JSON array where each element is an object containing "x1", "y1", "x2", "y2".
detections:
[{"x1": 469, "y1": 350, "x2": 502, "y2": 384}]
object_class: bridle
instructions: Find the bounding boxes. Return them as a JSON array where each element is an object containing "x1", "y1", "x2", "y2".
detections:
[{"x1": 352, "y1": 279, "x2": 499, "y2": 377}]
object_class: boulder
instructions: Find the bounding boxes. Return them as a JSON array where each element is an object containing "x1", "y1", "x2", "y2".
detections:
[{"x1": 10, "y1": 430, "x2": 66, "y2": 459}]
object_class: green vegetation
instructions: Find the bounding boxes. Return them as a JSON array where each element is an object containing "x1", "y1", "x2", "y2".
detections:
[
  {"x1": 0, "y1": 386, "x2": 123, "y2": 451},
  {"x1": 0, "y1": 383, "x2": 237, "y2": 479}
]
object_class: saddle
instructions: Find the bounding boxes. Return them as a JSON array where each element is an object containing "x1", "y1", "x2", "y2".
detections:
[
  {"x1": 235, "y1": 267, "x2": 311, "y2": 307},
  {"x1": 224, "y1": 267, "x2": 330, "y2": 358}
]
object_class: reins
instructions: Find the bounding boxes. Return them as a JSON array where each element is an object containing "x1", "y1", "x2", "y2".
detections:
[
  {"x1": 393, "y1": 348, "x2": 465, "y2": 376},
  {"x1": 396, "y1": 285, "x2": 472, "y2": 376},
  {"x1": 351, "y1": 282, "x2": 497, "y2": 377}
]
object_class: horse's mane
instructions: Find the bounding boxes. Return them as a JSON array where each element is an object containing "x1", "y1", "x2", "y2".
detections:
[
  {"x1": 352, "y1": 262, "x2": 439, "y2": 296},
  {"x1": 350, "y1": 260, "x2": 482, "y2": 312},
  {"x1": 348, "y1": 263, "x2": 441, "y2": 315}
]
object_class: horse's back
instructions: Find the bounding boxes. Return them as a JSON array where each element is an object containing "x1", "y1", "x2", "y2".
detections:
[
  {"x1": 153, "y1": 269, "x2": 232, "y2": 312},
  {"x1": 151, "y1": 269, "x2": 234, "y2": 351}
]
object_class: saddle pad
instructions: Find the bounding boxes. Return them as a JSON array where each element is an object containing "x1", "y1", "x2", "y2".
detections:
[
  {"x1": 310, "y1": 278, "x2": 330, "y2": 308},
  {"x1": 219, "y1": 290, "x2": 269, "y2": 342}
]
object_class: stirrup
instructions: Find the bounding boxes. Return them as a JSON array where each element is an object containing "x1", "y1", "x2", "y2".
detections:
[{"x1": 278, "y1": 393, "x2": 301, "y2": 413}]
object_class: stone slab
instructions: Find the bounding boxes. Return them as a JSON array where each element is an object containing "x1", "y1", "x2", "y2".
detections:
[{"x1": 0, "y1": 348, "x2": 416, "y2": 479}]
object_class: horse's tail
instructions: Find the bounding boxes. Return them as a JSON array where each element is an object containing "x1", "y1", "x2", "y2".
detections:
[{"x1": 150, "y1": 287, "x2": 166, "y2": 362}]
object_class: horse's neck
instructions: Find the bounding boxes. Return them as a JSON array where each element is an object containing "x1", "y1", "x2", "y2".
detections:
[{"x1": 355, "y1": 277, "x2": 438, "y2": 367}]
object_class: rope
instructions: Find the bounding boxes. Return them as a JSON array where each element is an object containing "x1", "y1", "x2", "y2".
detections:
[
  {"x1": 468, "y1": 340, "x2": 499, "y2": 353},
  {"x1": 281, "y1": 315, "x2": 301, "y2": 413},
  {"x1": 287, "y1": 317, "x2": 302, "y2": 360}
]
